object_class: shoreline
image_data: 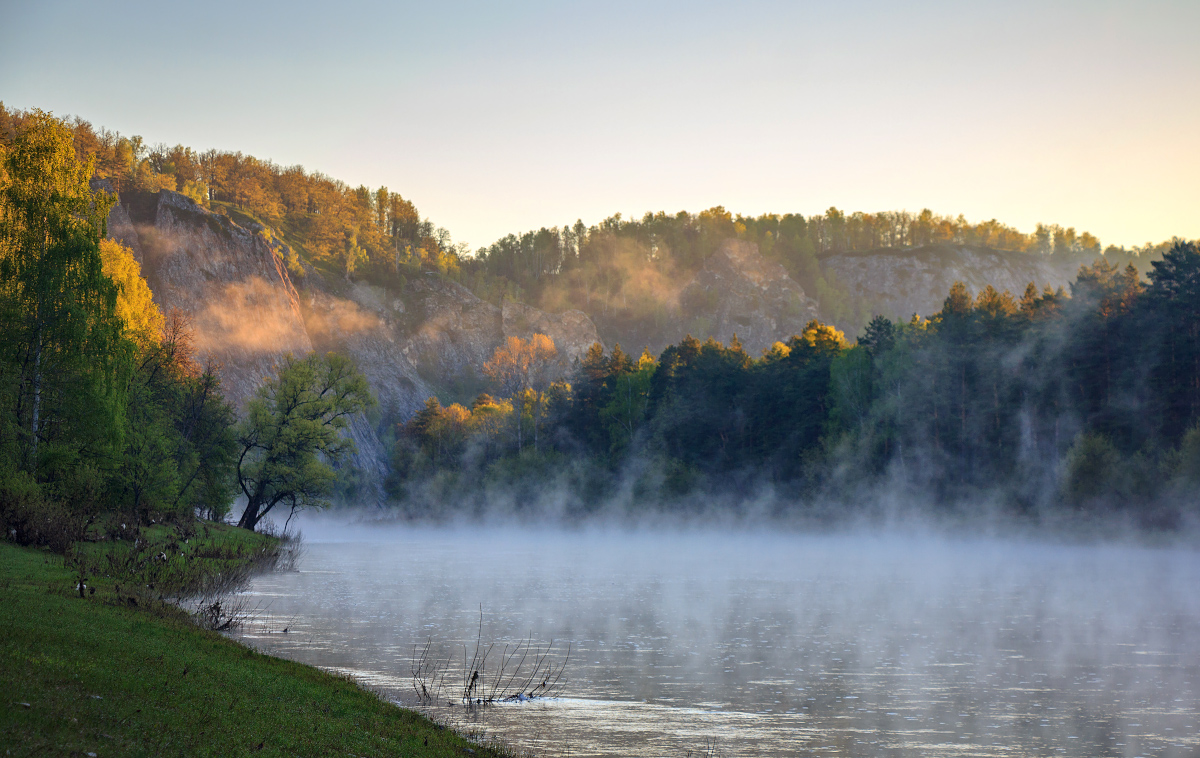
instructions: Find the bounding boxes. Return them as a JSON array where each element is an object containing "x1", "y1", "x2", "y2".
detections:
[{"x1": 0, "y1": 536, "x2": 520, "y2": 757}]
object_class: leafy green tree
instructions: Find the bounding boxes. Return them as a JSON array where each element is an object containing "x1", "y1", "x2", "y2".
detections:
[
  {"x1": 0, "y1": 110, "x2": 129, "y2": 477},
  {"x1": 599, "y1": 349, "x2": 656, "y2": 453},
  {"x1": 110, "y1": 314, "x2": 238, "y2": 524},
  {"x1": 235, "y1": 352, "x2": 374, "y2": 531},
  {"x1": 173, "y1": 364, "x2": 238, "y2": 521},
  {"x1": 1061, "y1": 433, "x2": 1122, "y2": 507}
]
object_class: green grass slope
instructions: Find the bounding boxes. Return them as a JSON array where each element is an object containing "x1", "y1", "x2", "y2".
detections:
[{"x1": 0, "y1": 540, "x2": 512, "y2": 757}]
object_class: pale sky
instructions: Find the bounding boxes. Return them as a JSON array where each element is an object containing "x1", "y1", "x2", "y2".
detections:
[{"x1": 3, "y1": 0, "x2": 1197, "y2": 251}]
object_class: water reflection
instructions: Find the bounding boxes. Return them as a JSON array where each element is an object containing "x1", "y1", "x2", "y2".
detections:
[{"x1": 234, "y1": 526, "x2": 1200, "y2": 757}]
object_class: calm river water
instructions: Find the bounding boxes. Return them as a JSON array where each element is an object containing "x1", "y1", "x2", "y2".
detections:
[{"x1": 233, "y1": 523, "x2": 1200, "y2": 757}]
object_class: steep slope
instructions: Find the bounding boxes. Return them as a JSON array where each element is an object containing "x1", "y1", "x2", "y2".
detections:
[
  {"x1": 106, "y1": 189, "x2": 603, "y2": 504},
  {"x1": 109, "y1": 191, "x2": 313, "y2": 409},
  {"x1": 678, "y1": 239, "x2": 819, "y2": 354},
  {"x1": 820, "y1": 245, "x2": 1079, "y2": 322}
]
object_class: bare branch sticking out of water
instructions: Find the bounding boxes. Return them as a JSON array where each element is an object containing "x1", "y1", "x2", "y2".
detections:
[
  {"x1": 683, "y1": 736, "x2": 726, "y2": 758},
  {"x1": 411, "y1": 608, "x2": 570, "y2": 708}
]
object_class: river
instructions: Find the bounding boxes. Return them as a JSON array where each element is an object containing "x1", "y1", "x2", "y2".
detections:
[{"x1": 233, "y1": 522, "x2": 1200, "y2": 757}]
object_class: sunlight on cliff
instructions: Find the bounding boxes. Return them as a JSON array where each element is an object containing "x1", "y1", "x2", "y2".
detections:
[
  {"x1": 303, "y1": 296, "x2": 385, "y2": 341},
  {"x1": 191, "y1": 276, "x2": 310, "y2": 355}
]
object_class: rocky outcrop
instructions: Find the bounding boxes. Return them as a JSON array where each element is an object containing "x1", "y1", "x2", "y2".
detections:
[
  {"x1": 106, "y1": 190, "x2": 603, "y2": 503},
  {"x1": 400, "y1": 277, "x2": 507, "y2": 383},
  {"x1": 400, "y1": 276, "x2": 602, "y2": 388},
  {"x1": 115, "y1": 191, "x2": 313, "y2": 410},
  {"x1": 820, "y1": 245, "x2": 1078, "y2": 322},
  {"x1": 301, "y1": 281, "x2": 433, "y2": 425},
  {"x1": 501, "y1": 300, "x2": 600, "y2": 366},
  {"x1": 679, "y1": 239, "x2": 820, "y2": 354}
]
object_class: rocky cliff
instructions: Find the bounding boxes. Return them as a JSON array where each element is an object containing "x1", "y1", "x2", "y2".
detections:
[
  {"x1": 108, "y1": 190, "x2": 603, "y2": 503},
  {"x1": 106, "y1": 189, "x2": 1084, "y2": 503},
  {"x1": 647, "y1": 239, "x2": 1083, "y2": 353},
  {"x1": 678, "y1": 239, "x2": 820, "y2": 354},
  {"x1": 109, "y1": 191, "x2": 314, "y2": 409},
  {"x1": 820, "y1": 245, "x2": 1079, "y2": 323}
]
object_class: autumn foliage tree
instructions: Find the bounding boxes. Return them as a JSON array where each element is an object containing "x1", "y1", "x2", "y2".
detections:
[{"x1": 483, "y1": 334, "x2": 558, "y2": 396}]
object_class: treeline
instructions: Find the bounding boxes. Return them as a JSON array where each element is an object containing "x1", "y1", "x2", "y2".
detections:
[
  {"x1": 0, "y1": 112, "x2": 374, "y2": 544},
  {"x1": 0, "y1": 103, "x2": 462, "y2": 286},
  {"x1": 475, "y1": 207, "x2": 1107, "y2": 295},
  {"x1": 464, "y1": 206, "x2": 1175, "y2": 346},
  {"x1": 392, "y1": 243, "x2": 1200, "y2": 524},
  {"x1": 5, "y1": 103, "x2": 1175, "y2": 347}
]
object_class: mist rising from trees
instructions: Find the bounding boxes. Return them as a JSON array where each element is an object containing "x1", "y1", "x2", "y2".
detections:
[
  {"x1": 391, "y1": 245, "x2": 1200, "y2": 529},
  {"x1": 4, "y1": 104, "x2": 1198, "y2": 534}
]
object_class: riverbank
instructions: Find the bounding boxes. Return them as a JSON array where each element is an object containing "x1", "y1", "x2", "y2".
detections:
[{"x1": 0, "y1": 534, "x2": 517, "y2": 757}]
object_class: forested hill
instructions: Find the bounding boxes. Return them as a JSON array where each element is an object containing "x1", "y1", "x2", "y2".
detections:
[
  {"x1": 464, "y1": 209, "x2": 1175, "y2": 346},
  {"x1": 3, "y1": 105, "x2": 1199, "y2": 526},
  {"x1": 0, "y1": 103, "x2": 1175, "y2": 350}
]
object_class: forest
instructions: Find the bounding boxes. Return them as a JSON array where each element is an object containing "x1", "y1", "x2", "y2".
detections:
[
  {"x1": 392, "y1": 251, "x2": 1200, "y2": 527},
  {"x1": 2, "y1": 104, "x2": 1197, "y2": 532},
  {"x1": 0, "y1": 111, "x2": 372, "y2": 545}
]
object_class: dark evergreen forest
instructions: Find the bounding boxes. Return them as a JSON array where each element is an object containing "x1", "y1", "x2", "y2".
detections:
[{"x1": 393, "y1": 250, "x2": 1200, "y2": 527}]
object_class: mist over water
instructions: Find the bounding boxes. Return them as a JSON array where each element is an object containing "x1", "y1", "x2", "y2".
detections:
[{"x1": 235, "y1": 518, "x2": 1200, "y2": 757}]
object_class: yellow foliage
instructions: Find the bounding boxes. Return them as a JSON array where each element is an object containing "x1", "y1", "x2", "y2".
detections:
[
  {"x1": 99, "y1": 239, "x2": 163, "y2": 347},
  {"x1": 800, "y1": 320, "x2": 846, "y2": 353},
  {"x1": 134, "y1": 161, "x2": 176, "y2": 193},
  {"x1": 483, "y1": 334, "x2": 558, "y2": 394},
  {"x1": 439, "y1": 403, "x2": 471, "y2": 427},
  {"x1": 637, "y1": 348, "x2": 656, "y2": 370},
  {"x1": 469, "y1": 395, "x2": 513, "y2": 440},
  {"x1": 181, "y1": 179, "x2": 209, "y2": 208},
  {"x1": 764, "y1": 341, "x2": 791, "y2": 360}
]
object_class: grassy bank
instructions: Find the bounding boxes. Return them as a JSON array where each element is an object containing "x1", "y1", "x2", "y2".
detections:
[{"x1": 0, "y1": 536, "x2": 514, "y2": 757}]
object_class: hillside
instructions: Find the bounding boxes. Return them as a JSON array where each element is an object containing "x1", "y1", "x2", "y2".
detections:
[
  {"x1": 3, "y1": 106, "x2": 1196, "y2": 520},
  {"x1": 106, "y1": 188, "x2": 602, "y2": 503},
  {"x1": 103, "y1": 186, "x2": 1111, "y2": 505},
  {"x1": 818, "y1": 244, "x2": 1079, "y2": 325}
]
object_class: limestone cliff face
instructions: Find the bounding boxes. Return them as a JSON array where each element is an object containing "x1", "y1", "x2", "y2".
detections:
[
  {"x1": 679, "y1": 239, "x2": 820, "y2": 354},
  {"x1": 111, "y1": 191, "x2": 313, "y2": 410},
  {"x1": 501, "y1": 300, "x2": 600, "y2": 366},
  {"x1": 300, "y1": 280, "x2": 433, "y2": 424},
  {"x1": 669, "y1": 240, "x2": 1076, "y2": 351},
  {"x1": 400, "y1": 276, "x2": 602, "y2": 388},
  {"x1": 820, "y1": 245, "x2": 1078, "y2": 322},
  {"x1": 106, "y1": 190, "x2": 603, "y2": 501}
]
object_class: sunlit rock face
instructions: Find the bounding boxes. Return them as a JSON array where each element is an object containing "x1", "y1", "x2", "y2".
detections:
[
  {"x1": 820, "y1": 245, "x2": 1078, "y2": 323},
  {"x1": 112, "y1": 190, "x2": 313, "y2": 410},
  {"x1": 679, "y1": 239, "x2": 820, "y2": 354},
  {"x1": 105, "y1": 189, "x2": 603, "y2": 501},
  {"x1": 399, "y1": 276, "x2": 603, "y2": 388},
  {"x1": 501, "y1": 299, "x2": 600, "y2": 366}
]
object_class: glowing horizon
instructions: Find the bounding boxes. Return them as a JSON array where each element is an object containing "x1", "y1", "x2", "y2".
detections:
[{"x1": 4, "y1": 1, "x2": 1196, "y2": 251}]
